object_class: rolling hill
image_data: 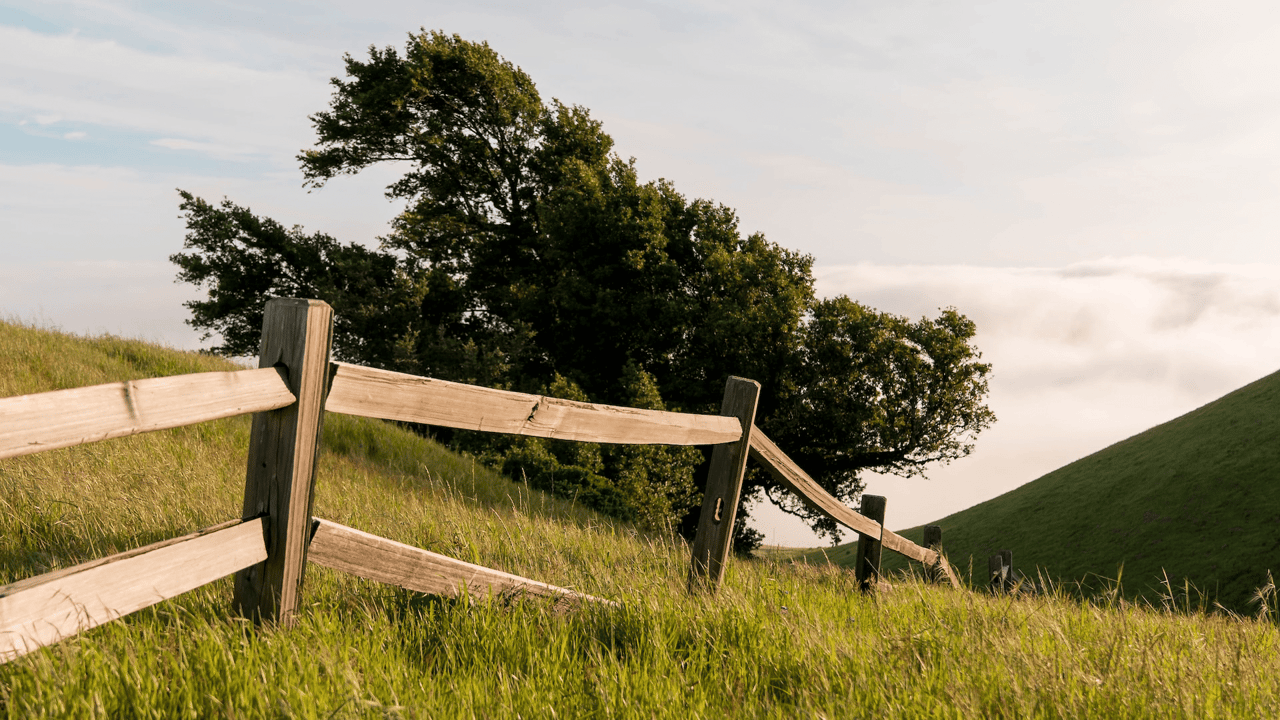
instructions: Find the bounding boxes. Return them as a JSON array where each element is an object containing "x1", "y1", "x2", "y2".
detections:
[{"x1": 808, "y1": 368, "x2": 1280, "y2": 613}]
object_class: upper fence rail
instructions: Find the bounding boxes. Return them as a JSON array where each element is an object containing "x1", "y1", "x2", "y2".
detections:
[
  {"x1": 324, "y1": 361, "x2": 743, "y2": 446},
  {"x1": 0, "y1": 367, "x2": 296, "y2": 460}
]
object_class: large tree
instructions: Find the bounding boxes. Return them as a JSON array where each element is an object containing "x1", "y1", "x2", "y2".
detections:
[{"x1": 171, "y1": 30, "x2": 994, "y2": 547}]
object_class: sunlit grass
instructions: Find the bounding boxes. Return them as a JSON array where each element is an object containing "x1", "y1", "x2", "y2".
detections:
[{"x1": 4, "y1": 320, "x2": 1280, "y2": 717}]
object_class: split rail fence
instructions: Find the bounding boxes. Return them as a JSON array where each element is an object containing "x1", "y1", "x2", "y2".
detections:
[{"x1": 0, "y1": 298, "x2": 958, "y2": 663}]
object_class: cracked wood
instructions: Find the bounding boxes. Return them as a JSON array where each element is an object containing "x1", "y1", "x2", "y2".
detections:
[
  {"x1": 307, "y1": 519, "x2": 611, "y2": 607},
  {"x1": 0, "y1": 518, "x2": 267, "y2": 662},
  {"x1": 0, "y1": 367, "x2": 296, "y2": 460},
  {"x1": 324, "y1": 361, "x2": 742, "y2": 446}
]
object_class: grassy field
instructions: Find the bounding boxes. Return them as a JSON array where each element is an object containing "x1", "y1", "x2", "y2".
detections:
[{"x1": 4, "y1": 320, "x2": 1280, "y2": 717}]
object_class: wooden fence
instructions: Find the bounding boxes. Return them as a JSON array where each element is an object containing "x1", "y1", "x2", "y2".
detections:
[{"x1": 0, "y1": 298, "x2": 957, "y2": 663}]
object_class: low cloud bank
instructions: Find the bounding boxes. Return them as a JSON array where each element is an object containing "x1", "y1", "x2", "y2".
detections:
[{"x1": 753, "y1": 258, "x2": 1280, "y2": 546}]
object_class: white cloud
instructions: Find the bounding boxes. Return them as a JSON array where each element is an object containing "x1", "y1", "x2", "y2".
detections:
[
  {"x1": 0, "y1": 260, "x2": 204, "y2": 349},
  {"x1": 151, "y1": 138, "x2": 255, "y2": 160},
  {"x1": 0, "y1": 25, "x2": 329, "y2": 165},
  {"x1": 0, "y1": 160, "x2": 403, "y2": 340},
  {"x1": 63, "y1": 131, "x2": 85, "y2": 140},
  {"x1": 753, "y1": 258, "x2": 1280, "y2": 546}
]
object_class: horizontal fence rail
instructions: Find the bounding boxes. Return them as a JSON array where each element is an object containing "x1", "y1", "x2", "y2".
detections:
[
  {"x1": 0, "y1": 518, "x2": 267, "y2": 662},
  {"x1": 748, "y1": 429, "x2": 960, "y2": 588},
  {"x1": 0, "y1": 367, "x2": 296, "y2": 460},
  {"x1": 325, "y1": 362, "x2": 742, "y2": 446},
  {"x1": 308, "y1": 519, "x2": 611, "y2": 607}
]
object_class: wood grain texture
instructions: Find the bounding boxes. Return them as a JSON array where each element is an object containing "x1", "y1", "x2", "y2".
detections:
[
  {"x1": 0, "y1": 518, "x2": 266, "y2": 663},
  {"x1": 0, "y1": 367, "x2": 295, "y2": 460},
  {"x1": 234, "y1": 299, "x2": 334, "y2": 625},
  {"x1": 854, "y1": 495, "x2": 886, "y2": 591},
  {"x1": 325, "y1": 362, "x2": 742, "y2": 446},
  {"x1": 307, "y1": 519, "x2": 611, "y2": 607},
  {"x1": 688, "y1": 377, "x2": 760, "y2": 591},
  {"x1": 748, "y1": 428, "x2": 961, "y2": 589}
]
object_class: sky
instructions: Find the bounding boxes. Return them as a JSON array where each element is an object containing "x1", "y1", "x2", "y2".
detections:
[{"x1": 4, "y1": 1, "x2": 1280, "y2": 546}]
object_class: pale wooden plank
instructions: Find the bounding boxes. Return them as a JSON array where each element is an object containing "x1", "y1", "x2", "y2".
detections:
[
  {"x1": 307, "y1": 519, "x2": 612, "y2": 607},
  {"x1": 688, "y1": 377, "x2": 760, "y2": 591},
  {"x1": 748, "y1": 429, "x2": 961, "y2": 588},
  {"x1": 0, "y1": 518, "x2": 267, "y2": 663},
  {"x1": 324, "y1": 362, "x2": 742, "y2": 446},
  {"x1": 0, "y1": 367, "x2": 295, "y2": 460},
  {"x1": 234, "y1": 299, "x2": 333, "y2": 626}
]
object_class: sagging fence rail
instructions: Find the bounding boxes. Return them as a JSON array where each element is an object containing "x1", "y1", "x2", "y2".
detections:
[{"x1": 0, "y1": 298, "x2": 957, "y2": 663}]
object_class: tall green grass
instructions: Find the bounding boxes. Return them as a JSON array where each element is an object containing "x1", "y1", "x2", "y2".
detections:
[{"x1": 4, "y1": 321, "x2": 1280, "y2": 717}]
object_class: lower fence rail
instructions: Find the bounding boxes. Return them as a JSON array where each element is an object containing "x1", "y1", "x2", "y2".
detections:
[
  {"x1": 0, "y1": 515, "x2": 612, "y2": 664},
  {"x1": 0, "y1": 517, "x2": 268, "y2": 662},
  {"x1": 308, "y1": 519, "x2": 612, "y2": 607}
]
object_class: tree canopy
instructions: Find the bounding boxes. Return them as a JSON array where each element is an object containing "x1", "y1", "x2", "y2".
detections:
[{"x1": 171, "y1": 30, "x2": 995, "y2": 548}]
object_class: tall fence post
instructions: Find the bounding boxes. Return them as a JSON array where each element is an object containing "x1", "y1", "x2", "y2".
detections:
[
  {"x1": 233, "y1": 299, "x2": 334, "y2": 625},
  {"x1": 854, "y1": 494, "x2": 887, "y2": 592},
  {"x1": 923, "y1": 524, "x2": 943, "y2": 583},
  {"x1": 688, "y1": 376, "x2": 760, "y2": 592}
]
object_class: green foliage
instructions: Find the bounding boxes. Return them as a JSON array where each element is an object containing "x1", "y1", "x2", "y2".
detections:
[
  {"x1": 170, "y1": 29, "x2": 995, "y2": 546},
  {"x1": 763, "y1": 298, "x2": 996, "y2": 541},
  {"x1": 169, "y1": 191, "x2": 422, "y2": 369},
  {"x1": 487, "y1": 368, "x2": 702, "y2": 532}
]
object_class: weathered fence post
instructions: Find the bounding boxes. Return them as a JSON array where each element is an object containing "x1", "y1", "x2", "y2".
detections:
[
  {"x1": 688, "y1": 376, "x2": 760, "y2": 592},
  {"x1": 854, "y1": 494, "x2": 887, "y2": 592},
  {"x1": 988, "y1": 549, "x2": 1013, "y2": 593},
  {"x1": 233, "y1": 299, "x2": 334, "y2": 625},
  {"x1": 923, "y1": 525, "x2": 943, "y2": 583}
]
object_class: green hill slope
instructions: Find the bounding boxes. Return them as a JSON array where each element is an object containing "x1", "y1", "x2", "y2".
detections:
[{"x1": 816, "y1": 369, "x2": 1280, "y2": 612}]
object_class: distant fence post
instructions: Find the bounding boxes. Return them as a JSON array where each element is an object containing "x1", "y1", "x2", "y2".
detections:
[
  {"x1": 233, "y1": 299, "x2": 334, "y2": 625},
  {"x1": 688, "y1": 376, "x2": 760, "y2": 592},
  {"x1": 854, "y1": 495, "x2": 887, "y2": 592},
  {"x1": 923, "y1": 525, "x2": 942, "y2": 583},
  {"x1": 988, "y1": 549, "x2": 1013, "y2": 593}
]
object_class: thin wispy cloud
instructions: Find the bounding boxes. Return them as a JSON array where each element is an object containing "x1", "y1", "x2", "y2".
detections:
[{"x1": 0, "y1": 24, "x2": 328, "y2": 165}]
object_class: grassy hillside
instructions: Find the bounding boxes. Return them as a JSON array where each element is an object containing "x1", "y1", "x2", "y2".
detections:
[
  {"x1": 4, "y1": 321, "x2": 1280, "y2": 717},
  {"x1": 799, "y1": 369, "x2": 1280, "y2": 613}
]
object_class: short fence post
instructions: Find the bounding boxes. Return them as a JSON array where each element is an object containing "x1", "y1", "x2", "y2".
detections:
[
  {"x1": 233, "y1": 299, "x2": 334, "y2": 625},
  {"x1": 923, "y1": 524, "x2": 943, "y2": 583},
  {"x1": 854, "y1": 494, "x2": 887, "y2": 592},
  {"x1": 988, "y1": 550, "x2": 1013, "y2": 593},
  {"x1": 688, "y1": 376, "x2": 760, "y2": 592}
]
